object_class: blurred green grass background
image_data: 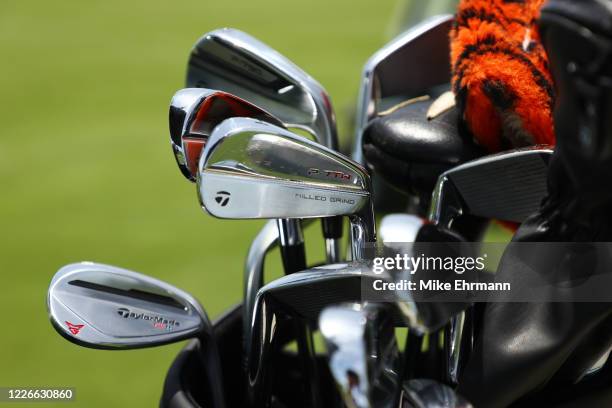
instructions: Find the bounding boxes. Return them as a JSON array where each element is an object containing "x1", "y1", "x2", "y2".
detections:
[{"x1": 0, "y1": 0, "x2": 406, "y2": 406}]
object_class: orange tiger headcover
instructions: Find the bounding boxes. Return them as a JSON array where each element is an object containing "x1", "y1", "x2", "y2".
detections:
[{"x1": 450, "y1": 0, "x2": 555, "y2": 152}]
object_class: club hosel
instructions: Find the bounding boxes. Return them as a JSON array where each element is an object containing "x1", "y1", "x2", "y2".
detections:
[
  {"x1": 349, "y1": 201, "x2": 376, "y2": 261},
  {"x1": 428, "y1": 175, "x2": 462, "y2": 227}
]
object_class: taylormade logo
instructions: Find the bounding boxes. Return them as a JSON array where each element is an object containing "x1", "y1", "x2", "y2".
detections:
[
  {"x1": 116, "y1": 307, "x2": 180, "y2": 329},
  {"x1": 214, "y1": 191, "x2": 231, "y2": 207}
]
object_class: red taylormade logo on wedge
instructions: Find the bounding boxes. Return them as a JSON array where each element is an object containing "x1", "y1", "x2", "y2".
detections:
[{"x1": 65, "y1": 321, "x2": 84, "y2": 335}]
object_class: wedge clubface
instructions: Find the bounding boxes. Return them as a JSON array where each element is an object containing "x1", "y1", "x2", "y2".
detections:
[
  {"x1": 186, "y1": 28, "x2": 344, "y2": 262},
  {"x1": 319, "y1": 303, "x2": 401, "y2": 408},
  {"x1": 47, "y1": 262, "x2": 225, "y2": 408},
  {"x1": 428, "y1": 147, "x2": 553, "y2": 384},
  {"x1": 169, "y1": 88, "x2": 283, "y2": 181},
  {"x1": 197, "y1": 117, "x2": 375, "y2": 260}
]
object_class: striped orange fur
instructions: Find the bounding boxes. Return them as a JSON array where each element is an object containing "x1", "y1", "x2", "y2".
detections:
[{"x1": 451, "y1": 0, "x2": 555, "y2": 152}]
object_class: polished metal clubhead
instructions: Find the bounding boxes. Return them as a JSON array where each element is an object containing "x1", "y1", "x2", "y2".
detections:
[
  {"x1": 400, "y1": 379, "x2": 473, "y2": 408},
  {"x1": 169, "y1": 88, "x2": 283, "y2": 181},
  {"x1": 48, "y1": 262, "x2": 226, "y2": 408},
  {"x1": 319, "y1": 303, "x2": 401, "y2": 408},
  {"x1": 47, "y1": 262, "x2": 211, "y2": 349},
  {"x1": 186, "y1": 28, "x2": 338, "y2": 150},
  {"x1": 197, "y1": 117, "x2": 375, "y2": 258},
  {"x1": 353, "y1": 15, "x2": 453, "y2": 163},
  {"x1": 429, "y1": 147, "x2": 553, "y2": 226}
]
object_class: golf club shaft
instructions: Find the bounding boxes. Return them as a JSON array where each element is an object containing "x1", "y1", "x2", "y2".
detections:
[
  {"x1": 276, "y1": 219, "x2": 321, "y2": 408},
  {"x1": 445, "y1": 313, "x2": 462, "y2": 384},
  {"x1": 321, "y1": 216, "x2": 343, "y2": 263}
]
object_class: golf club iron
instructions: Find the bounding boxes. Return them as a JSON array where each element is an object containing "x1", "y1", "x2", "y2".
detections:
[
  {"x1": 187, "y1": 28, "x2": 338, "y2": 150},
  {"x1": 169, "y1": 88, "x2": 283, "y2": 181},
  {"x1": 47, "y1": 262, "x2": 225, "y2": 408},
  {"x1": 197, "y1": 117, "x2": 376, "y2": 260}
]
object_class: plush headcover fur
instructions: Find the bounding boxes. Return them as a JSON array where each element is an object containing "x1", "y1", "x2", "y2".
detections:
[{"x1": 451, "y1": 0, "x2": 556, "y2": 152}]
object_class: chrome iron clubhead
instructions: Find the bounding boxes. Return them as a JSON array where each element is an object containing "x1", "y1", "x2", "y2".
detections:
[
  {"x1": 169, "y1": 88, "x2": 283, "y2": 181},
  {"x1": 186, "y1": 28, "x2": 338, "y2": 151},
  {"x1": 197, "y1": 117, "x2": 375, "y2": 259},
  {"x1": 429, "y1": 147, "x2": 553, "y2": 226},
  {"x1": 47, "y1": 262, "x2": 210, "y2": 348},
  {"x1": 319, "y1": 303, "x2": 401, "y2": 408},
  {"x1": 47, "y1": 262, "x2": 225, "y2": 407}
]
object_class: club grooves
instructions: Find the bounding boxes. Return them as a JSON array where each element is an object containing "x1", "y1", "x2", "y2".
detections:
[{"x1": 68, "y1": 280, "x2": 186, "y2": 310}]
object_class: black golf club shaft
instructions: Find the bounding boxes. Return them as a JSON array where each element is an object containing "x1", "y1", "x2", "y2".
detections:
[
  {"x1": 321, "y1": 216, "x2": 343, "y2": 263},
  {"x1": 277, "y1": 219, "x2": 321, "y2": 408}
]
